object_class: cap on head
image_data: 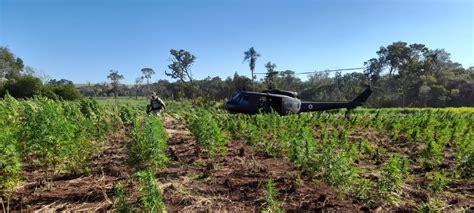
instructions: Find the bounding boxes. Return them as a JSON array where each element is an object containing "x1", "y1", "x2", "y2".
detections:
[{"x1": 151, "y1": 92, "x2": 157, "y2": 96}]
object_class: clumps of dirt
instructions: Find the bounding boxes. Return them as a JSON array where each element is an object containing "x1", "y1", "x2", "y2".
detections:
[
  {"x1": 159, "y1": 116, "x2": 363, "y2": 212},
  {"x1": 348, "y1": 127, "x2": 474, "y2": 211},
  {"x1": 8, "y1": 128, "x2": 136, "y2": 212}
]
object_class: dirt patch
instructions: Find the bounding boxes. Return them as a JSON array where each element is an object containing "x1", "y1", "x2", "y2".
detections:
[
  {"x1": 159, "y1": 115, "x2": 363, "y2": 212},
  {"x1": 6, "y1": 115, "x2": 471, "y2": 212},
  {"x1": 7, "y1": 128, "x2": 135, "y2": 212},
  {"x1": 349, "y1": 128, "x2": 474, "y2": 211}
]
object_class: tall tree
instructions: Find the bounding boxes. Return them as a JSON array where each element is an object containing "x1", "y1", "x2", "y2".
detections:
[
  {"x1": 364, "y1": 58, "x2": 383, "y2": 84},
  {"x1": 264, "y1": 62, "x2": 278, "y2": 89},
  {"x1": 243, "y1": 47, "x2": 261, "y2": 91},
  {"x1": 0, "y1": 47, "x2": 24, "y2": 80},
  {"x1": 107, "y1": 70, "x2": 124, "y2": 99},
  {"x1": 134, "y1": 76, "x2": 144, "y2": 99},
  {"x1": 141, "y1": 67, "x2": 155, "y2": 94},
  {"x1": 165, "y1": 49, "x2": 196, "y2": 100}
]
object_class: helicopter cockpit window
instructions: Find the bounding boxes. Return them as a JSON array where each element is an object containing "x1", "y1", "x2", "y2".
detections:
[
  {"x1": 231, "y1": 94, "x2": 241, "y2": 102},
  {"x1": 241, "y1": 95, "x2": 250, "y2": 105}
]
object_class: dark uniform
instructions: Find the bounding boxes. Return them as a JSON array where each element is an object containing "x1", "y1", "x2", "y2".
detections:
[{"x1": 147, "y1": 94, "x2": 166, "y2": 115}]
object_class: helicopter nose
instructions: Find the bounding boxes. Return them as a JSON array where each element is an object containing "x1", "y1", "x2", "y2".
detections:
[{"x1": 224, "y1": 101, "x2": 235, "y2": 111}]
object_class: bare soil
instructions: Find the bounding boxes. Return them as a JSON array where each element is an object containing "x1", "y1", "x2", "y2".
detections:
[
  {"x1": 159, "y1": 115, "x2": 363, "y2": 212},
  {"x1": 7, "y1": 128, "x2": 136, "y2": 212},
  {"x1": 349, "y1": 128, "x2": 474, "y2": 211},
  {"x1": 4, "y1": 116, "x2": 473, "y2": 212}
]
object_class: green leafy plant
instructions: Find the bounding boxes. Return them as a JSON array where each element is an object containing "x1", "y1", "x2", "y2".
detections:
[
  {"x1": 20, "y1": 97, "x2": 100, "y2": 180},
  {"x1": 378, "y1": 154, "x2": 409, "y2": 203},
  {"x1": 128, "y1": 116, "x2": 169, "y2": 170},
  {"x1": 262, "y1": 179, "x2": 284, "y2": 213},
  {"x1": 136, "y1": 170, "x2": 166, "y2": 212},
  {"x1": 415, "y1": 197, "x2": 445, "y2": 213},
  {"x1": 352, "y1": 178, "x2": 377, "y2": 208},
  {"x1": 187, "y1": 109, "x2": 229, "y2": 158},
  {"x1": 0, "y1": 96, "x2": 22, "y2": 211},
  {"x1": 115, "y1": 181, "x2": 132, "y2": 213},
  {"x1": 427, "y1": 171, "x2": 450, "y2": 193},
  {"x1": 420, "y1": 140, "x2": 444, "y2": 170}
]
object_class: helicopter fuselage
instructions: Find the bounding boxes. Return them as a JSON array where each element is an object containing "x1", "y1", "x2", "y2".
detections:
[
  {"x1": 225, "y1": 87, "x2": 372, "y2": 115},
  {"x1": 225, "y1": 91, "x2": 301, "y2": 115}
]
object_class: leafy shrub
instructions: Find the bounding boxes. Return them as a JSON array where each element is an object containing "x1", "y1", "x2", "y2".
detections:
[
  {"x1": 120, "y1": 105, "x2": 140, "y2": 126},
  {"x1": 20, "y1": 97, "x2": 100, "y2": 179},
  {"x1": 458, "y1": 153, "x2": 473, "y2": 178},
  {"x1": 79, "y1": 98, "x2": 113, "y2": 139},
  {"x1": 416, "y1": 197, "x2": 445, "y2": 213},
  {"x1": 321, "y1": 152, "x2": 360, "y2": 190},
  {"x1": 42, "y1": 83, "x2": 82, "y2": 100},
  {"x1": 262, "y1": 179, "x2": 284, "y2": 213},
  {"x1": 0, "y1": 96, "x2": 22, "y2": 204},
  {"x1": 115, "y1": 181, "x2": 132, "y2": 213},
  {"x1": 420, "y1": 140, "x2": 444, "y2": 170},
  {"x1": 427, "y1": 172, "x2": 450, "y2": 193},
  {"x1": 378, "y1": 154, "x2": 409, "y2": 203},
  {"x1": 352, "y1": 178, "x2": 377, "y2": 208},
  {"x1": 136, "y1": 170, "x2": 166, "y2": 212},
  {"x1": 0, "y1": 141, "x2": 21, "y2": 192},
  {"x1": 455, "y1": 127, "x2": 473, "y2": 178},
  {"x1": 188, "y1": 109, "x2": 229, "y2": 158},
  {"x1": 128, "y1": 116, "x2": 169, "y2": 170},
  {"x1": 0, "y1": 75, "x2": 42, "y2": 98}
]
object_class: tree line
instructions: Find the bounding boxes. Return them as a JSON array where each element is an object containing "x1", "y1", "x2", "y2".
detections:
[
  {"x1": 0, "y1": 47, "x2": 82, "y2": 100},
  {"x1": 1, "y1": 42, "x2": 473, "y2": 107}
]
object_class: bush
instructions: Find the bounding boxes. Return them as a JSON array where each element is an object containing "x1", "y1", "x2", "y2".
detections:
[
  {"x1": 115, "y1": 181, "x2": 132, "y2": 213},
  {"x1": 42, "y1": 83, "x2": 82, "y2": 100},
  {"x1": 262, "y1": 179, "x2": 284, "y2": 213},
  {"x1": 20, "y1": 97, "x2": 100, "y2": 179},
  {"x1": 427, "y1": 172, "x2": 450, "y2": 193},
  {"x1": 120, "y1": 105, "x2": 140, "y2": 126},
  {"x1": 416, "y1": 197, "x2": 445, "y2": 213},
  {"x1": 420, "y1": 140, "x2": 444, "y2": 170},
  {"x1": 128, "y1": 116, "x2": 169, "y2": 170},
  {"x1": 0, "y1": 75, "x2": 42, "y2": 98},
  {"x1": 0, "y1": 96, "x2": 22, "y2": 202},
  {"x1": 188, "y1": 109, "x2": 229, "y2": 158},
  {"x1": 136, "y1": 170, "x2": 166, "y2": 212},
  {"x1": 378, "y1": 154, "x2": 409, "y2": 203}
]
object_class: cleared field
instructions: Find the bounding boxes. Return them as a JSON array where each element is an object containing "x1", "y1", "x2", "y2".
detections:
[{"x1": 1, "y1": 97, "x2": 472, "y2": 212}]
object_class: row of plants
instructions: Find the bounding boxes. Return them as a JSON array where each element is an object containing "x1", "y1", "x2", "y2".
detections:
[
  {"x1": 117, "y1": 105, "x2": 168, "y2": 212},
  {"x1": 174, "y1": 106, "x2": 472, "y2": 209},
  {"x1": 114, "y1": 170, "x2": 167, "y2": 213},
  {"x1": 181, "y1": 108, "x2": 230, "y2": 159},
  {"x1": 349, "y1": 109, "x2": 473, "y2": 177},
  {"x1": 0, "y1": 95, "x2": 117, "y2": 209},
  {"x1": 127, "y1": 112, "x2": 169, "y2": 170}
]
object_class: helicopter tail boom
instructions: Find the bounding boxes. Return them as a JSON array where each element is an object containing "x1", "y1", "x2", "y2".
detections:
[
  {"x1": 298, "y1": 86, "x2": 373, "y2": 112},
  {"x1": 350, "y1": 86, "x2": 373, "y2": 107}
]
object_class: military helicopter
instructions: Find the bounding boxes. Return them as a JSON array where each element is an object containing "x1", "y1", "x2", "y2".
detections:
[{"x1": 225, "y1": 67, "x2": 373, "y2": 115}]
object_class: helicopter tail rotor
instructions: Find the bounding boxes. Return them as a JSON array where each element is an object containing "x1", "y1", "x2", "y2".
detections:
[{"x1": 351, "y1": 86, "x2": 373, "y2": 105}]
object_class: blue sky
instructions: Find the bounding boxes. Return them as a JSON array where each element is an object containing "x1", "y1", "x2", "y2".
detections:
[{"x1": 1, "y1": 0, "x2": 473, "y2": 84}]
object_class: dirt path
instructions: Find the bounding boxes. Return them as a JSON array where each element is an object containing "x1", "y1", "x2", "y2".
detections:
[
  {"x1": 8, "y1": 128, "x2": 134, "y2": 212},
  {"x1": 159, "y1": 115, "x2": 363, "y2": 212}
]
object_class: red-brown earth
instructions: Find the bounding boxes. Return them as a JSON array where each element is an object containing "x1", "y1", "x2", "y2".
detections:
[{"x1": 4, "y1": 115, "x2": 473, "y2": 212}]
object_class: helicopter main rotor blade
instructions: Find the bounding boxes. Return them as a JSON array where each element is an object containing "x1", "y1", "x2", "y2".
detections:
[{"x1": 254, "y1": 67, "x2": 365, "y2": 75}]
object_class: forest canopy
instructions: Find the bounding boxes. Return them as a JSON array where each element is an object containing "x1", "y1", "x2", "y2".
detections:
[{"x1": 1, "y1": 42, "x2": 473, "y2": 107}]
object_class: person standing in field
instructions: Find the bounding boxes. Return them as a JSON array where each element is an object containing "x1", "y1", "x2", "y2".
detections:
[{"x1": 147, "y1": 92, "x2": 166, "y2": 115}]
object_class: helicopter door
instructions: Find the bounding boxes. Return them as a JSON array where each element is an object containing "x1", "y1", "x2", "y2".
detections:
[
  {"x1": 241, "y1": 95, "x2": 250, "y2": 105},
  {"x1": 260, "y1": 96, "x2": 282, "y2": 113},
  {"x1": 239, "y1": 94, "x2": 255, "y2": 113}
]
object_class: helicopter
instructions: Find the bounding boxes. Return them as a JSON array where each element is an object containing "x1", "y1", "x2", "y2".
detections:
[
  {"x1": 225, "y1": 86, "x2": 372, "y2": 115},
  {"x1": 225, "y1": 67, "x2": 373, "y2": 115}
]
